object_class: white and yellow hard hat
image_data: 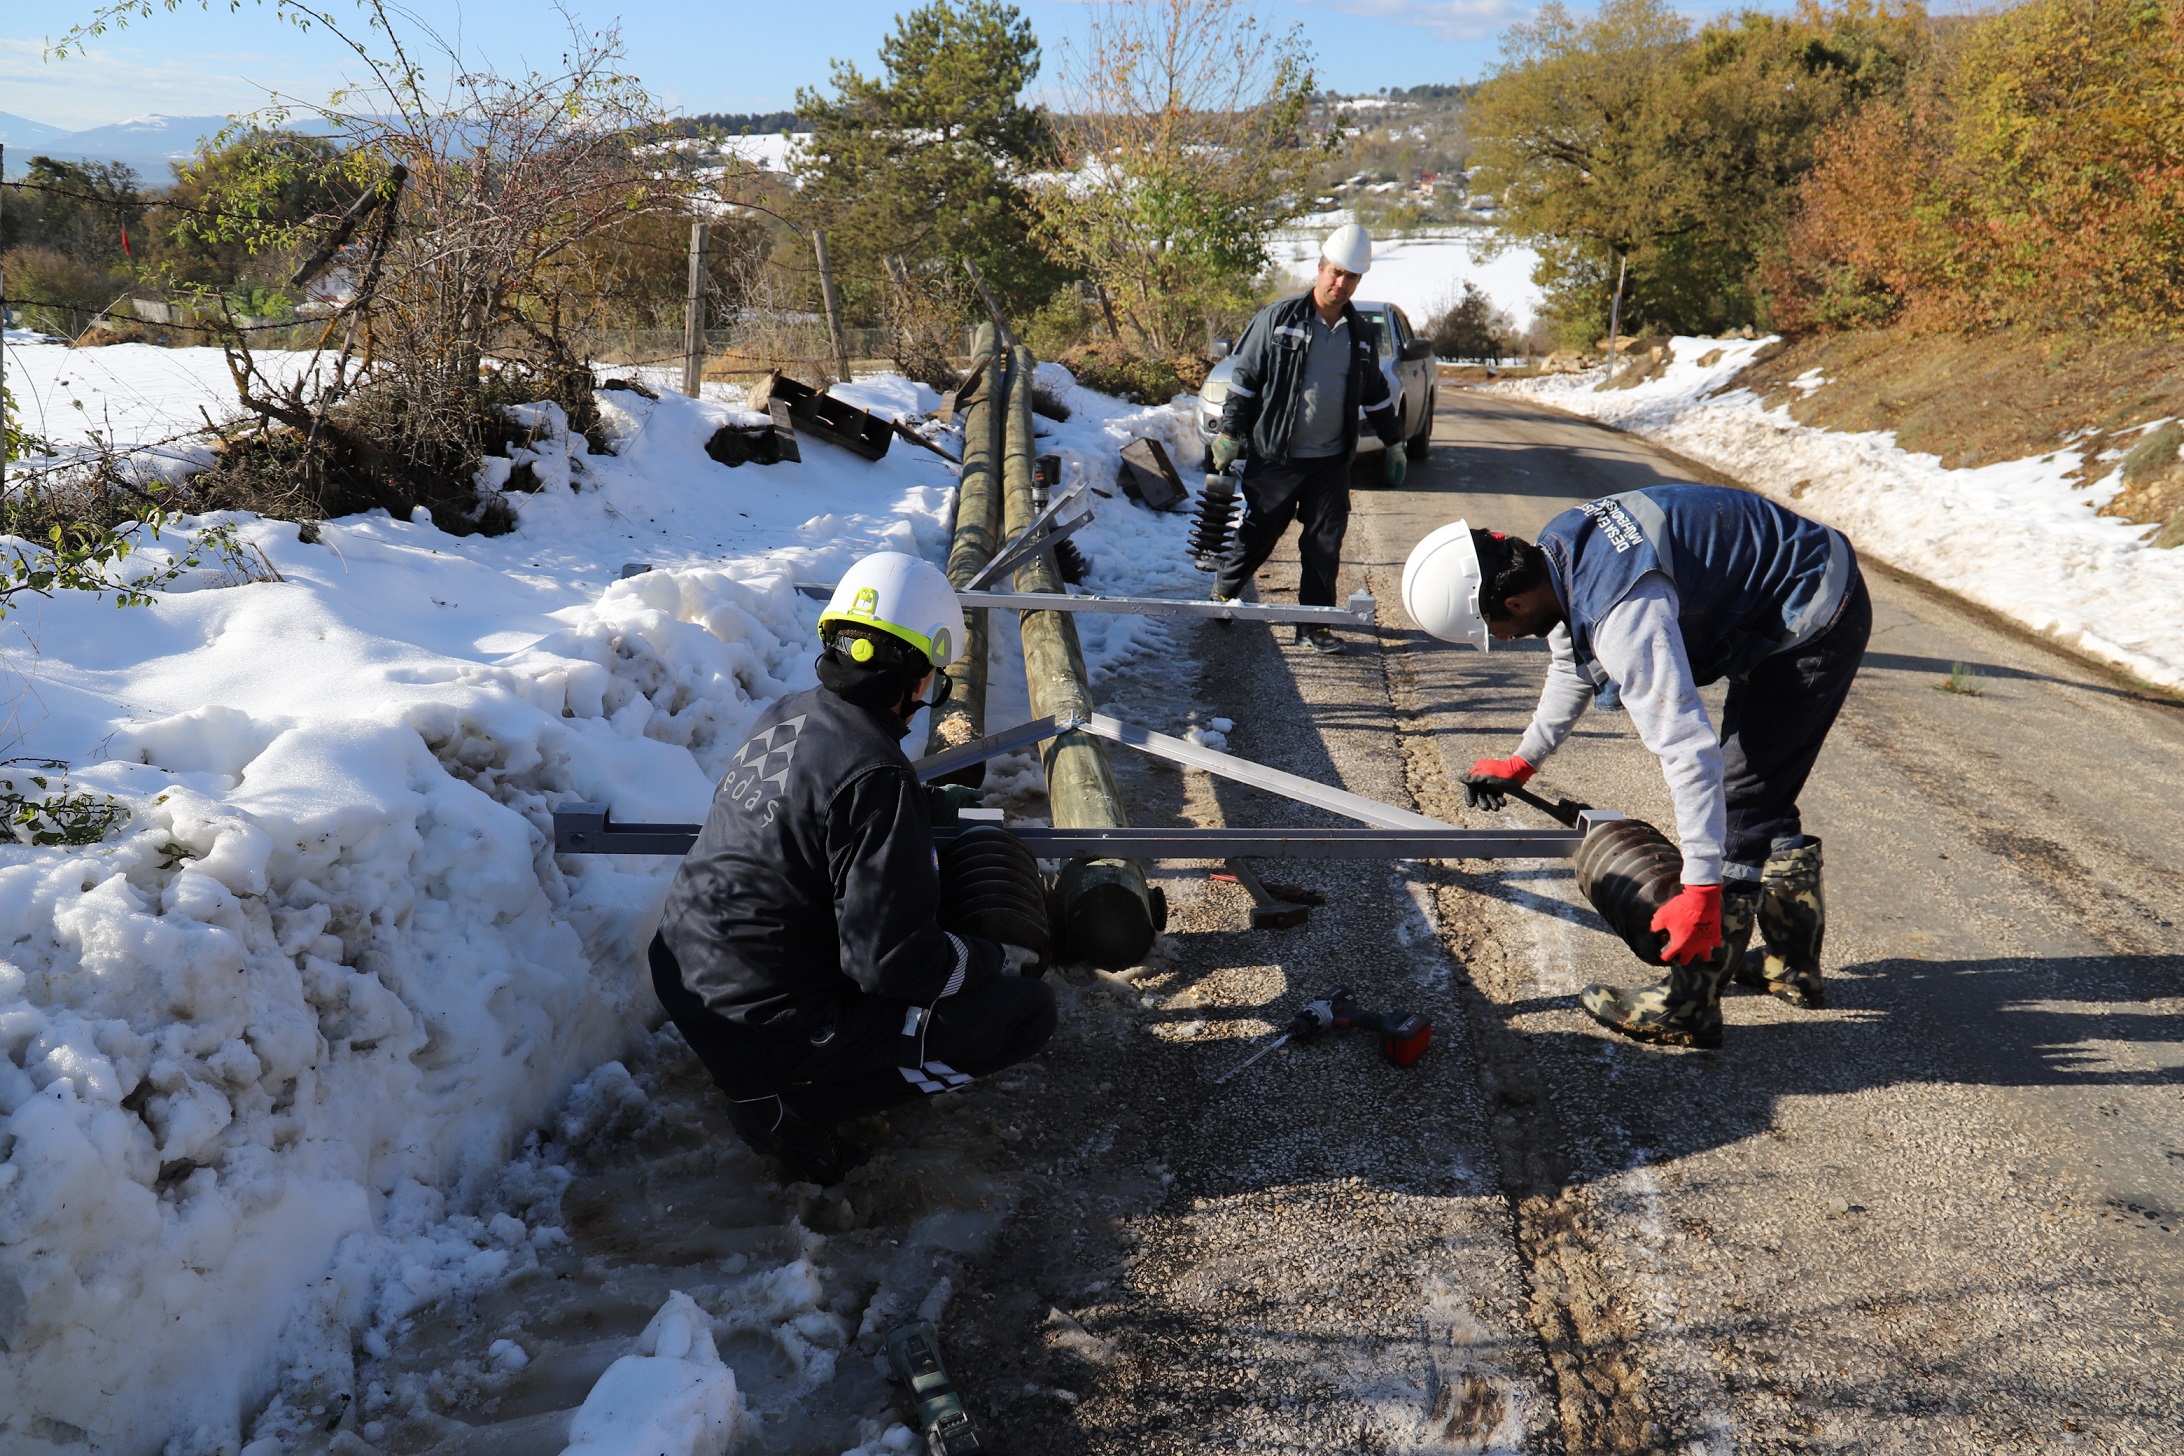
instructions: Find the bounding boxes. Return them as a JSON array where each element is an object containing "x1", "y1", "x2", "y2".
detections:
[{"x1": 818, "y1": 550, "x2": 966, "y2": 668}]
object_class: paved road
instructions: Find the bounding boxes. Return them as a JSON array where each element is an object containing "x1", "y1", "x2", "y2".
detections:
[
  {"x1": 1359, "y1": 388, "x2": 2184, "y2": 1453},
  {"x1": 950, "y1": 385, "x2": 2184, "y2": 1456}
]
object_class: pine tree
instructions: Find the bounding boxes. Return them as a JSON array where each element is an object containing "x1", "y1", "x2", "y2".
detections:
[{"x1": 793, "y1": 0, "x2": 1063, "y2": 324}]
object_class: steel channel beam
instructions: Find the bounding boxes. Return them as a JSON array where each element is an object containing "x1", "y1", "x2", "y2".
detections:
[
  {"x1": 954, "y1": 590, "x2": 1375, "y2": 626},
  {"x1": 1078, "y1": 713, "x2": 1453, "y2": 831},
  {"x1": 910, "y1": 714, "x2": 1076, "y2": 782},
  {"x1": 963, "y1": 481, "x2": 1094, "y2": 589},
  {"x1": 549, "y1": 811, "x2": 1584, "y2": 860},
  {"x1": 962, "y1": 509, "x2": 1092, "y2": 590},
  {"x1": 792, "y1": 579, "x2": 1376, "y2": 627},
  {"x1": 968, "y1": 827, "x2": 1584, "y2": 859}
]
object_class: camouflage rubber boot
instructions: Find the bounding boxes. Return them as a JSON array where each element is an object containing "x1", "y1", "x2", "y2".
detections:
[
  {"x1": 1580, "y1": 888, "x2": 1758, "y2": 1049},
  {"x1": 1734, "y1": 838, "x2": 1826, "y2": 1008}
]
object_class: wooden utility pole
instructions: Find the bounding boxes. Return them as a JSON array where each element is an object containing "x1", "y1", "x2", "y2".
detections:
[
  {"x1": 1605, "y1": 251, "x2": 1629, "y2": 380},
  {"x1": 961, "y1": 258, "x2": 1013, "y2": 349},
  {"x1": 926, "y1": 323, "x2": 1004, "y2": 774},
  {"x1": 681, "y1": 222, "x2": 709, "y2": 397},
  {"x1": 811, "y1": 228, "x2": 850, "y2": 386},
  {"x1": 1003, "y1": 341, "x2": 1156, "y2": 970}
]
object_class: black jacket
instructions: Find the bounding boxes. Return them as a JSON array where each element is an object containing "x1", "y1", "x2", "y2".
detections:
[
  {"x1": 1214, "y1": 293, "x2": 1402, "y2": 463},
  {"x1": 659, "y1": 684, "x2": 981, "y2": 1032}
]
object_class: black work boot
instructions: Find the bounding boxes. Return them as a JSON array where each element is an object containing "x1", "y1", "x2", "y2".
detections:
[
  {"x1": 1734, "y1": 838, "x2": 1826, "y2": 1008},
  {"x1": 728, "y1": 1099, "x2": 864, "y2": 1185},
  {"x1": 1580, "y1": 886, "x2": 1758, "y2": 1049}
]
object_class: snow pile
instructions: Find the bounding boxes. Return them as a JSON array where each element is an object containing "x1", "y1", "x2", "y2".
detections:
[
  {"x1": 1491, "y1": 338, "x2": 2184, "y2": 692},
  {"x1": 561, "y1": 1292, "x2": 740, "y2": 1456},
  {"x1": 0, "y1": 340, "x2": 1199, "y2": 1453}
]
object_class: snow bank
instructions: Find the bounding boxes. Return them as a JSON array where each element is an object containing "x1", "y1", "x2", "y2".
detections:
[
  {"x1": 0, "y1": 341, "x2": 1198, "y2": 1452},
  {"x1": 1490, "y1": 338, "x2": 2184, "y2": 693}
]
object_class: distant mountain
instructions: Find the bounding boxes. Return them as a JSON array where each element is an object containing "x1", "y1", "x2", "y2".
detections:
[
  {"x1": 33, "y1": 114, "x2": 244, "y2": 179},
  {"x1": 0, "y1": 113, "x2": 343, "y2": 181},
  {"x1": 0, "y1": 112, "x2": 71, "y2": 150}
]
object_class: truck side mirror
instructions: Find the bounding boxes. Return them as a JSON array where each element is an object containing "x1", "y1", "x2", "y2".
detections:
[{"x1": 1209, "y1": 338, "x2": 1233, "y2": 359}]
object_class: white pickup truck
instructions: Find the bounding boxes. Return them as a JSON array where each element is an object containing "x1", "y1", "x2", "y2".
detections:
[{"x1": 1196, "y1": 300, "x2": 1438, "y2": 480}]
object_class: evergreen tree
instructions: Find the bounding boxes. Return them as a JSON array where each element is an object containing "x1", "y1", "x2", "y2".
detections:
[{"x1": 792, "y1": 0, "x2": 1063, "y2": 324}]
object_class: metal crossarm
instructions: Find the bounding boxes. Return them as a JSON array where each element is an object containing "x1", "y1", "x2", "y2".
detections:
[
  {"x1": 945, "y1": 826, "x2": 1587, "y2": 859},
  {"x1": 553, "y1": 804, "x2": 701, "y2": 856},
  {"x1": 793, "y1": 578, "x2": 1377, "y2": 627},
  {"x1": 550, "y1": 707, "x2": 1625, "y2": 861},
  {"x1": 963, "y1": 481, "x2": 1095, "y2": 590},
  {"x1": 954, "y1": 589, "x2": 1375, "y2": 626},
  {"x1": 1077, "y1": 714, "x2": 1452, "y2": 831},
  {"x1": 909, "y1": 715, "x2": 1078, "y2": 782}
]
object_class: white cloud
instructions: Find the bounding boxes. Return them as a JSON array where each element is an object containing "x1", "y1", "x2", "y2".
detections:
[{"x1": 0, "y1": 38, "x2": 341, "y2": 132}]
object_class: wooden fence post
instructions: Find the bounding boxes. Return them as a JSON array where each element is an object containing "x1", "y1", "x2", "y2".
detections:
[{"x1": 682, "y1": 222, "x2": 709, "y2": 397}]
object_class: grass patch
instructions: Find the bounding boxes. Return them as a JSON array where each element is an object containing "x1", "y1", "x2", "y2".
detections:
[{"x1": 1932, "y1": 662, "x2": 1986, "y2": 697}]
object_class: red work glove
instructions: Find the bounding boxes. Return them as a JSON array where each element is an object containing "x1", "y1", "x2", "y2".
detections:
[
  {"x1": 1651, "y1": 884, "x2": 1723, "y2": 965},
  {"x1": 1463, "y1": 754, "x2": 1535, "y2": 810},
  {"x1": 1468, "y1": 754, "x2": 1534, "y2": 784}
]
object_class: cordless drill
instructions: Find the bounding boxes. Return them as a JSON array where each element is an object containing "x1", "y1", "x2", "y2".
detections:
[
  {"x1": 1219, "y1": 988, "x2": 1432, "y2": 1082},
  {"x1": 1322, "y1": 988, "x2": 1434, "y2": 1067}
]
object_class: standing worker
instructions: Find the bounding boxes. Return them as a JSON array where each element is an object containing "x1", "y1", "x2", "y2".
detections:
[
  {"x1": 1402, "y1": 484, "x2": 1870, "y2": 1048},
  {"x1": 652, "y1": 551, "x2": 1056, "y2": 1181},
  {"x1": 1209, "y1": 223, "x2": 1407, "y2": 654}
]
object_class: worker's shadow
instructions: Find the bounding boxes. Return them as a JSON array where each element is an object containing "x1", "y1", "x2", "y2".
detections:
[{"x1": 1493, "y1": 950, "x2": 2184, "y2": 1184}]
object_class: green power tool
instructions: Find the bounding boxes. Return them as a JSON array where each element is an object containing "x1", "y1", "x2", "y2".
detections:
[{"x1": 886, "y1": 1320, "x2": 989, "y2": 1454}]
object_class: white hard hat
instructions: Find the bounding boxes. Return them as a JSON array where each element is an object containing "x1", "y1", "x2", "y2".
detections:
[
  {"x1": 1402, "y1": 521, "x2": 1489, "y2": 651},
  {"x1": 1321, "y1": 222, "x2": 1373, "y2": 275},
  {"x1": 819, "y1": 550, "x2": 966, "y2": 668}
]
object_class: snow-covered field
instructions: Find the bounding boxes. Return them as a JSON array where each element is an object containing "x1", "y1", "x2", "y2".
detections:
[
  {"x1": 1268, "y1": 228, "x2": 1543, "y2": 335},
  {"x1": 0, "y1": 337, "x2": 1201, "y2": 1453},
  {"x1": 1491, "y1": 338, "x2": 2184, "y2": 693}
]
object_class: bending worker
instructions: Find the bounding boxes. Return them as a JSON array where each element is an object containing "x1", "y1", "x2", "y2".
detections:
[
  {"x1": 1209, "y1": 222, "x2": 1406, "y2": 655},
  {"x1": 1403, "y1": 484, "x2": 1870, "y2": 1048},
  {"x1": 652, "y1": 551, "x2": 1056, "y2": 1182}
]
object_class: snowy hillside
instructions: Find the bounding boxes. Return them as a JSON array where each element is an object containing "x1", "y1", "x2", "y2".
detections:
[
  {"x1": 1266, "y1": 228, "x2": 1543, "y2": 335},
  {"x1": 1491, "y1": 339, "x2": 2184, "y2": 693},
  {"x1": 0, "y1": 340, "x2": 1201, "y2": 1453}
]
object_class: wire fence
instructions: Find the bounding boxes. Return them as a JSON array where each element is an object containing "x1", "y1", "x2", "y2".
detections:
[{"x1": 1, "y1": 301, "x2": 981, "y2": 381}]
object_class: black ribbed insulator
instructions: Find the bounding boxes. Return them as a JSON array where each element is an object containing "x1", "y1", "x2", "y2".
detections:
[
  {"x1": 938, "y1": 825, "x2": 1051, "y2": 958},
  {"x1": 1055, "y1": 537, "x2": 1089, "y2": 584},
  {"x1": 1189, "y1": 478, "x2": 1239, "y2": 560},
  {"x1": 1572, "y1": 817, "x2": 1684, "y2": 965}
]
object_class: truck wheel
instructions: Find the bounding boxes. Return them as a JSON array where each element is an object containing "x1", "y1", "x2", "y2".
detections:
[{"x1": 1407, "y1": 390, "x2": 1434, "y2": 456}]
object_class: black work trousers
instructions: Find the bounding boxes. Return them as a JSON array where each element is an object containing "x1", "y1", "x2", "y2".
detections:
[
  {"x1": 1214, "y1": 453, "x2": 1352, "y2": 607},
  {"x1": 1718, "y1": 569, "x2": 1872, "y2": 877},
  {"x1": 649, "y1": 934, "x2": 1056, "y2": 1129}
]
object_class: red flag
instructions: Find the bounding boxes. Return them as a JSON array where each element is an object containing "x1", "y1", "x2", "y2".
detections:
[{"x1": 120, "y1": 223, "x2": 132, "y2": 258}]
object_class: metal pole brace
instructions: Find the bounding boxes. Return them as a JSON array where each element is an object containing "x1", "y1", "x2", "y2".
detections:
[
  {"x1": 955, "y1": 588, "x2": 1376, "y2": 627},
  {"x1": 963, "y1": 481, "x2": 1094, "y2": 590},
  {"x1": 550, "y1": 712, "x2": 1617, "y2": 861}
]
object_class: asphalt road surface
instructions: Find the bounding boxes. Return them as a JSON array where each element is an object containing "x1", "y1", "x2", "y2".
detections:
[{"x1": 943, "y1": 386, "x2": 2184, "y2": 1455}]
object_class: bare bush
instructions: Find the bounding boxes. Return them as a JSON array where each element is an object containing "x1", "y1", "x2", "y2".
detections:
[
  {"x1": 61, "y1": 1, "x2": 721, "y2": 530},
  {"x1": 1029, "y1": 0, "x2": 1321, "y2": 359}
]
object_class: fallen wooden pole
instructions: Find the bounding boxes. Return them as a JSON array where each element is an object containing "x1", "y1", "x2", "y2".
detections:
[
  {"x1": 1003, "y1": 342, "x2": 1157, "y2": 970},
  {"x1": 925, "y1": 324, "x2": 1003, "y2": 779}
]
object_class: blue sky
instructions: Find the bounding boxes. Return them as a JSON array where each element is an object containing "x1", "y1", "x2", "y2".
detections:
[{"x1": 0, "y1": 0, "x2": 1691, "y2": 132}]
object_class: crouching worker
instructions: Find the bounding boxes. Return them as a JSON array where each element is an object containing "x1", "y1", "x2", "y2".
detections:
[
  {"x1": 652, "y1": 551, "x2": 1056, "y2": 1182},
  {"x1": 1402, "y1": 484, "x2": 1870, "y2": 1048}
]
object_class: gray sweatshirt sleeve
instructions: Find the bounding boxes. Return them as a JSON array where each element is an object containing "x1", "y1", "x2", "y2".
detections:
[
  {"x1": 1514, "y1": 623, "x2": 1593, "y2": 767},
  {"x1": 1588, "y1": 573, "x2": 1726, "y2": 884}
]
